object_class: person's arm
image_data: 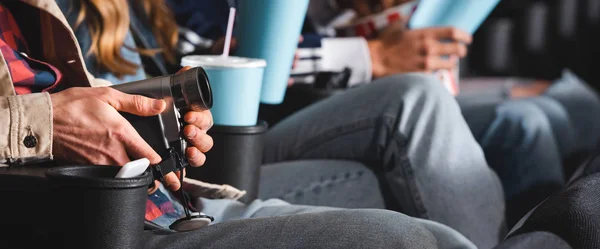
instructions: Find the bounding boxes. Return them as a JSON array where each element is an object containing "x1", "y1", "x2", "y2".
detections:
[
  {"x1": 0, "y1": 93, "x2": 54, "y2": 166},
  {"x1": 303, "y1": 1, "x2": 377, "y2": 86}
]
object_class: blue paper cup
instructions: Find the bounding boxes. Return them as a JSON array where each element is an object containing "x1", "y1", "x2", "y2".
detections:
[
  {"x1": 234, "y1": 0, "x2": 310, "y2": 104},
  {"x1": 181, "y1": 55, "x2": 266, "y2": 126},
  {"x1": 409, "y1": 0, "x2": 501, "y2": 35}
]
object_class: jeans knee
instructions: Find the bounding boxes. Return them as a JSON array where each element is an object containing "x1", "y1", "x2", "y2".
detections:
[
  {"x1": 527, "y1": 97, "x2": 576, "y2": 156},
  {"x1": 493, "y1": 101, "x2": 554, "y2": 147},
  {"x1": 372, "y1": 73, "x2": 456, "y2": 109}
]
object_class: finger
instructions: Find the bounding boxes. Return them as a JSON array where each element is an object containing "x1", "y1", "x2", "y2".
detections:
[
  {"x1": 184, "y1": 110, "x2": 213, "y2": 131},
  {"x1": 379, "y1": 21, "x2": 405, "y2": 38},
  {"x1": 292, "y1": 52, "x2": 299, "y2": 69},
  {"x1": 178, "y1": 66, "x2": 192, "y2": 73},
  {"x1": 104, "y1": 88, "x2": 166, "y2": 117},
  {"x1": 148, "y1": 180, "x2": 160, "y2": 194},
  {"x1": 183, "y1": 125, "x2": 214, "y2": 153},
  {"x1": 163, "y1": 172, "x2": 181, "y2": 191},
  {"x1": 299, "y1": 35, "x2": 304, "y2": 44},
  {"x1": 423, "y1": 40, "x2": 468, "y2": 57},
  {"x1": 288, "y1": 78, "x2": 295, "y2": 87},
  {"x1": 438, "y1": 42, "x2": 468, "y2": 57},
  {"x1": 186, "y1": 147, "x2": 207, "y2": 167},
  {"x1": 353, "y1": 0, "x2": 373, "y2": 17},
  {"x1": 381, "y1": 0, "x2": 396, "y2": 9},
  {"x1": 175, "y1": 169, "x2": 186, "y2": 179},
  {"x1": 422, "y1": 56, "x2": 458, "y2": 72},
  {"x1": 117, "y1": 119, "x2": 163, "y2": 165},
  {"x1": 425, "y1": 27, "x2": 472, "y2": 44}
]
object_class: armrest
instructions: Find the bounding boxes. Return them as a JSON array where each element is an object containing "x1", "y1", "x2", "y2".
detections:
[{"x1": 0, "y1": 163, "x2": 53, "y2": 248}]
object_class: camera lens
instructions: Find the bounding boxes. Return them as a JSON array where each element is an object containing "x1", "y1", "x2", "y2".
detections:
[{"x1": 172, "y1": 67, "x2": 213, "y2": 111}]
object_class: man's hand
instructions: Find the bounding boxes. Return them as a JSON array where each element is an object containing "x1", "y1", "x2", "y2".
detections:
[
  {"x1": 368, "y1": 24, "x2": 472, "y2": 78},
  {"x1": 182, "y1": 109, "x2": 213, "y2": 168},
  {"x1": 176, "y1": 66, "x2": 214, "y2": 174},
  {"x1": 51, "y1": 87, "x2": 182, "y2": 191}
]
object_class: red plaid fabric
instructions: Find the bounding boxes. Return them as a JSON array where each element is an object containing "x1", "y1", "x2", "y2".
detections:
[
  {"x1": 0, "y1": 3, "x2": 61, "y2": 95},
  {"x1": 145, "y1": 192, "x2": 177, "y2": 221}
]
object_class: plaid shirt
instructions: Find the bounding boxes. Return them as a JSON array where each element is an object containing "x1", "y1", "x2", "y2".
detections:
[{"x1": 0, "y1": 3, "x2": 61, "y2": 94}]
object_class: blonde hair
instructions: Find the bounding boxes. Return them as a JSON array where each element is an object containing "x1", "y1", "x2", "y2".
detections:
[{"x1": 73, "y1": 0, "x2": 178, "y2": 78}]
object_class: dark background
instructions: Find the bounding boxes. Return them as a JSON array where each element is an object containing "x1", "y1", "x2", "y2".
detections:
[{"x1": 466, "y1": 0, "x2": 600, "y2": 88}]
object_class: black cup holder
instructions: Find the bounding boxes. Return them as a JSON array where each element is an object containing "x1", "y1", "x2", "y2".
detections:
[
  {"x1": 46, "y1": 166, "x2": 153, "y2": 249},
  {"x1": 187, "y1": 121, "x2": 269, "y2": 203},
  {"x1": 46, "y1": 165, "x2": 152, "y2": 188}
]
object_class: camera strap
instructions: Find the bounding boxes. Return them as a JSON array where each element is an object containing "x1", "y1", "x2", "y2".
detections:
[
  {"x1": 151, "y1": 148, "x2": 185, "y2": 181},
  {"x1": 150, "y1": 148, "x2": 215, "y2": 231}
]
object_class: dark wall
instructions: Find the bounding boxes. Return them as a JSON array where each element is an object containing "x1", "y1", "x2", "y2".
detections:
[{"x1": 467, "y1": 0, "x2": 600, "y2": 91}]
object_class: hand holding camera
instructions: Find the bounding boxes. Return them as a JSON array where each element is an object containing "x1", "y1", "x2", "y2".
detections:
[
  {"x1": 50, "y1": 87, "x2": 165, "y2": 166},
  {"x1": 51, "y1": 67, "x2": 214, "y2": 191}
]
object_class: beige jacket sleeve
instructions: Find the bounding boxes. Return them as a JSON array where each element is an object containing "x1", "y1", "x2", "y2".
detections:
[
  {"x1": 0, "y1": 77, "x2": 110, "y2": 166},
  {"x1": 0, "y1": 92, "x2": 53, "y2": 166}
]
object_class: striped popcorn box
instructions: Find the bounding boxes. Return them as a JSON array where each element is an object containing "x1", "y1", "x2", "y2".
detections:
[
  {"x1": 435, "y1": 63, "x2": 460, "y2": 96},
  {"x1": 335, "y1": 1, "x2": 418, "y2": 38}
]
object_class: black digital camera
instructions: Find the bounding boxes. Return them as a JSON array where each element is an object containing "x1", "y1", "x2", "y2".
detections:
[{"x1": 111, "y1": 67, "x2": 213, "y2": 181}]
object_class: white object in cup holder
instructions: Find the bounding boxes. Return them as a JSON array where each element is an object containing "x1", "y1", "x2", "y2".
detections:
[{"x1": 115, "y1": 158, "x2": 151, "y2": 178}]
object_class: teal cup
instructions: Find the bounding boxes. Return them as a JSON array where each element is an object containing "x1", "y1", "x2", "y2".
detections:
[
  {"x1": 409, "y1": 0, "x2": 501, "y2": 35},
  {"x1": 234, "y1": 0, "x2": 310, "y2": 104},
  {"x1": 181, "y1": 55, "x2": 266, "y2": 126}
]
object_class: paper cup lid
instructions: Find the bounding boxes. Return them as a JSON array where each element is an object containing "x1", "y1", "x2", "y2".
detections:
[{"x1": 181, "y1": 55, "x2": 266, "y2": 69}]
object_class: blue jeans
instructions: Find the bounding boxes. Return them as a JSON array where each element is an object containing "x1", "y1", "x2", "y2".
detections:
[
  {"x1": 541, "y1": 70, "x2": 600, "y2": 156},
  {"x1": 458, "y1": 70, "x2": 600, "y2": 221},
  {"x1": 457, "y1": 93, "x2": 565, "y2": 227},
  {"x1": 258, "y1": 70, "x2": 600, "y2": 247},
  {"x1": 261, "y1": 73, "x2": 506, "y2": 249},
  {"x1": 457, "y1": 96, "x2": 565, "y2": 201}
]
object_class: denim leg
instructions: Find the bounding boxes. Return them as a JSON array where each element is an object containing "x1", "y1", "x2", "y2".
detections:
[
  {"x1": 475, "y1": 100, "x2": 565, "y2": 201},
  {"x1": 264, "y1": 73, "x2": 505, "y2": 249},
  {"x1": 258, "y1": 160, "x2": 386, "y2": 209},
  {"x1": 524, "y1": 96, "x2": 576, "y2": 159},
  {"x1": 544, "y1": 70, "x2": 600, "y2": 154},
  {"x1": 457, "y1": 90, "x2": 567, "y2": 226}
]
